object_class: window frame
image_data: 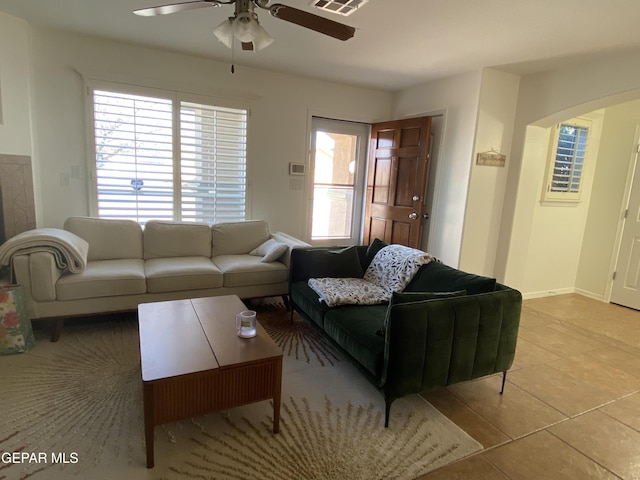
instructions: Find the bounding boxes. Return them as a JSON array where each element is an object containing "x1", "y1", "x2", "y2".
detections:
[
  {"x1": 86, "y1": 79, "x2": 250, "y2": 223},
  {"x1": 542, "y1": 117, "x2": 591, "y2": 204},
  {"x1": 306, "y1": 116, "x2": 369, "y2": 246}
]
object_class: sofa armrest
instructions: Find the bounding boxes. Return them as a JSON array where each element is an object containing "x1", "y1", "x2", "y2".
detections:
[
  {"x1": 12, "y1": 252, "x2": 64, "y2": 317},
  {"x1": 381, "y1": 287, "x2": 522, "y2": 400},
  {"x1": 270, "y1": 232, "x2": 310, "y2": 268}
]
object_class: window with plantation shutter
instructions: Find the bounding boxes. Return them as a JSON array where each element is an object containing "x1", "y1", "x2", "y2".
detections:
[
  {"x1": 90, "y1": 83, "x2": 247, "y2": 224},
  {"x1": 543, "y1": 117, "x2": 591, "y2": 203},
  {"x1": 180, "y1": 101, "x2": 246, "y2": 223}
]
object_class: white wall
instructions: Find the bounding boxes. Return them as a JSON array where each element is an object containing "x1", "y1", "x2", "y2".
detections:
[
  {"x1": 496, "y1": 48, "x2": 640, "y2": 297},
  {"x1": 0, "y1": 13, "x2": 32, "y2": 155},
  {"x1": 576, "y1": 100, "x2": 640, "y2": 299},
  {"x1": 392, "y1": 71, "x2": 482, "y2": 267},
  {"x1": 19, "y1": 25, "x2": 394, "y2": 236},
  {"x1": 459, "y1": 69, "x2": 519, "y2": 277}
]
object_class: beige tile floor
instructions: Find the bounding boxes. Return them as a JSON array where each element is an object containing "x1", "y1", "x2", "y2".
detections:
[{"x1": 419, "y1": 294, "x2": 640, "y2": 480}]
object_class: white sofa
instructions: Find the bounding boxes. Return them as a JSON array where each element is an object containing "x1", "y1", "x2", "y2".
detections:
[{"x1": 11, "y1": 217, "x2": 309, "y2": 341}]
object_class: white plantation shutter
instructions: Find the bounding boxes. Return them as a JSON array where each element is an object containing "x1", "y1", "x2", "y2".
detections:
[
  {"x1": 91, "y1": 85, "x2": 247, "y2": 223},
  {"x1": 543, "y1": 117, "x2": 591, "y2": 203},
  {"x1": 94, "y1": 90, "x2": 174, "y2": 222},
  {"x1": 551, "y1": 123, "x2": 588, "y2": 194},
  {"x1": 180, "y1": 102, "x2": 247, "y2": 222}
]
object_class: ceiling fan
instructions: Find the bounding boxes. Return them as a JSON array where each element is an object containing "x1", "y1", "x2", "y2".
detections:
[{"x1": 134, "y1": 0, "x2": 356, "y2": 51}]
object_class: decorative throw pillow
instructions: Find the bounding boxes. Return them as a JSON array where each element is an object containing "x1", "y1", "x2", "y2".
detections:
[
  {"x1": 294, "y1": 245, "x2": 364, "y2": 279},
  {"x1": 364, "y1": 237, "x2": 388, "y2": 269},
  {"x1": 404, "y1": 261, "x2": 497, "y2": 295},
  {"x1": 376, "y1": 290, "x2": 467, "y2": 336},
  {"x1": 249, "y1": 239, "x2": 288, "y2": 263}
]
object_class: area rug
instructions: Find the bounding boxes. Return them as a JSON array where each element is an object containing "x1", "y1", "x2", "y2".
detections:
[{"x1": 0, "y1": 305, "x2": 482, "y2": 480}]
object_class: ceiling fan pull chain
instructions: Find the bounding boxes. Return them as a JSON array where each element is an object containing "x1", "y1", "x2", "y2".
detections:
[{"x1": 231, "y1": 38, "x2": 235, "y2": 73}]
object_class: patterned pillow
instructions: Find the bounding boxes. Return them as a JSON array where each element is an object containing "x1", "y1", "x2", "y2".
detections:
[{"x1": 376, "y1": 290, "x2": 467, "y2": 336}]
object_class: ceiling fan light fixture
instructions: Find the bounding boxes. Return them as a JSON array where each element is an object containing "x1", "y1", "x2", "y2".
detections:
[{"x1": 214, "y1": 10, "x2": 274, "y2": 50}]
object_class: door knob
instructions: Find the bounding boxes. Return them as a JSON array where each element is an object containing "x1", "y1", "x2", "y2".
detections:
[{"x1": 408, "y1": 212, "x2": 418, "y2": 220}]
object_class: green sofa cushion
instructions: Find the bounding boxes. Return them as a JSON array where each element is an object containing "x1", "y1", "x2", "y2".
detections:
[
  {"x1": 364, "y1": 238, "x2": 388, "y2": 270},
  {"x1": 290, "y1": 281, "x2": 331, "y2": 328},
  {"x1": 324, "y1": 305, "x2": 386, "y2": 380},
  {"x1": 292, "y1": 245, "x2": 364, "y2": 280},
  {"x1": 405, "y1": 261, "x2": 496, "y2": 295}
]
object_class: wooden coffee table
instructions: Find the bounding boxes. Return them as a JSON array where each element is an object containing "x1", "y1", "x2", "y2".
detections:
[{"x1": 138, "y1": 295, "x2": 282, "y2": 468}]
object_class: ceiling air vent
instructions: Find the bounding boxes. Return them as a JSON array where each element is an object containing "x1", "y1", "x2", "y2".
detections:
[{"x1": 310, "y1": 0, "x2": 369, "y2": 16}]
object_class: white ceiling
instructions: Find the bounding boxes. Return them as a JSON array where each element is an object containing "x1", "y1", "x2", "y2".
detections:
[{"x1": 2, "y1": 0, "x2": 640, "y2": 91}]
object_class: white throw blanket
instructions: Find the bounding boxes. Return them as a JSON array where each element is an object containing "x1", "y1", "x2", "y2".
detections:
[
  {"x1": 308, "y1": 244, "x2": 436, "y2": 307},
  {"x1": 0, "y1": 228, "x2": 89, "y2": 274}
]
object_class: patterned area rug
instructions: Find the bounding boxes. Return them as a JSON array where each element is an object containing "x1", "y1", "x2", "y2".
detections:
[{"x1": 0, "y1": 303, "x2": 482, "y2": 480}]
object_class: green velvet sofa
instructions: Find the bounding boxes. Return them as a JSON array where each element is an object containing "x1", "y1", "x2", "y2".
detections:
[{"x1": 289, "y1": 243, "x2": 522, "y2": 427}]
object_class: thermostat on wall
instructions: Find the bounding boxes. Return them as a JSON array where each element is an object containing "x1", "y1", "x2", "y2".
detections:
[{"x1": 289, "y1": 163, "x2": 305, "y2": 175}]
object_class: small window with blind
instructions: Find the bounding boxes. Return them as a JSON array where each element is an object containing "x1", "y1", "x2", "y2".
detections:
[
  {"x1": 90, "y1": 82, "x2": 247, "y2": 224},
  {"x1": 542, "y1": 117, "x2": 591, "y2": 203}
]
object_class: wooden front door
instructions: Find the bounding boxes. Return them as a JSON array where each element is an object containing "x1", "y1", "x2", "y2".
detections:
[{"x1": 363, "y1": 116, "x2": 432, "y2": 248}]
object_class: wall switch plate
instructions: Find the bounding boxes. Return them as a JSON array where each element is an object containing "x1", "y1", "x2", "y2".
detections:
[{"x1": 289, "y1": 163, "x2": 305, "y2": 175}]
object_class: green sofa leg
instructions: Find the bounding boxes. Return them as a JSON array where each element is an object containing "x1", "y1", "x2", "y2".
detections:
[
  {"x1": 281, "y1": 294, "x2": 290, "y2": 310},
  {"x1": 500, "y1": 371, "x2": 507, "y2": 394},
  {"x1": 384, "y1": 397, "x2": 395, "y2": 428}
]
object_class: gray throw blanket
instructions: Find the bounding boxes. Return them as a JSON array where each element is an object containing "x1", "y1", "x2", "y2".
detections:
[{"x1": 0, "y1": 228, "x2": 89, "y2": 274}]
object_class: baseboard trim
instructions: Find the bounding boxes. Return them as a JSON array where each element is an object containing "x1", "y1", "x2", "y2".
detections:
[
  {"x1": 522, "y1": 287, "x2": 607, "y2": 302},
  {"x1": 522, "y1": 287, "x2": 575, "y2": 300}
]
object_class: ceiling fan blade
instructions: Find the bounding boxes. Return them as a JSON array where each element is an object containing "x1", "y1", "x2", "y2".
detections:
[
  {"x1": 134, "y1": 0, "x2": 222, "y2": 17},
  {"x1": 268, "y1": 4, "x2": 355, "y2": 41}
]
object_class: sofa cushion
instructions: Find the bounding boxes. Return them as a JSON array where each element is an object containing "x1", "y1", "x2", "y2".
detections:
[
  {"x1": 324, "y1": 305, "x2": 386, "y2": 380},
  {"x1": 405, "y1": 261, "x2": 496, "y2": 295},
  {"x1": 250, "y1": 239, "x2": 289, "y2": 263},
  {"x1": 377, "y1": 290, "x2": 467, "y2": 336},
  {"x1": 144, "y1": 220, "x2": 212, "y2": 259},
  {"x1": 213, "y1": 254, "x2": 288, "y2": 287},
  {"x1": 212, "y1": 220, "x2": 271, "y2": 256},
  {"x1": 64, "y1": 217, "x2": 143, "y2": 261},
  {"x1": 364, "y1": 238, "x2": 388, "y2": 270},
  {"x1": 293, "y1": 246, "x2": 364, "y2": 279},
  {"x1": 56, "y1": 259, "x2": 146, "y2": 300},
  {"x1": 145, "y1": 257, "x2": 223, "y2": 293},
  {"x1": 290, "y1": 281, "x2": 331, "y2": 328}
]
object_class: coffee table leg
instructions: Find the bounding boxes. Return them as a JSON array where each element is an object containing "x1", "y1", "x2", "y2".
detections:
[
  {"x1": 273, "y1": 357, "x2": 282, "y2": 434},
  {"x1": 143, "y1": 382, "x2": 155, "y2": 468}
]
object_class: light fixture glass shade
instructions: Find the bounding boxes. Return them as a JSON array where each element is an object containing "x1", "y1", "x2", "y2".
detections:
[
  {"x1": 213, "y1": 11, "x2": 274, "y2": 51},
  {"x1": 232, "y1": 12, "x2": 258, "y2": 43},
  {"x1": 253, "y1": 24, "x2": 274, "y2": 50},
  {"x1": 213, "y1": 18, "x2": 234, "y2": 48}
]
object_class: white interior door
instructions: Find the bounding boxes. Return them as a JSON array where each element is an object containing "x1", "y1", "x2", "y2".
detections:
[{"x1": 611, "y1": 139, "x2": 640, "y2": 310}]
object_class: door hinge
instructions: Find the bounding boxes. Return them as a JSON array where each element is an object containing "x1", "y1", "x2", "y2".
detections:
[
  {"x1": 624, "y1": 209, "x2": 629, "y2": 219},
  {"x1": 613, "y1": 271, "x2": 617, "y2": 280}
]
